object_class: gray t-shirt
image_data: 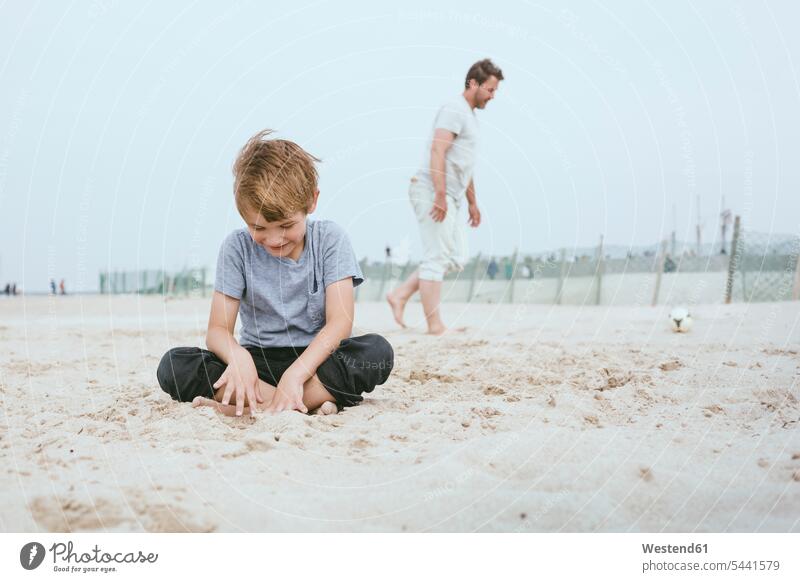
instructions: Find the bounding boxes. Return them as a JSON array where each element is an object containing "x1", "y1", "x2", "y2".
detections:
[
  {"x1": 214, "y1": 219, "x2": 363, "y2": 348},
  {"x1": 415, "y1": 96, "x2": 479, "y2": 202}
]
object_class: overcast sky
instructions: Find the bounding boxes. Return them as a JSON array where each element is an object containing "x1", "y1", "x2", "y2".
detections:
[{"x1": 1, "y1": 0, "x2": 798, "y2": 292}]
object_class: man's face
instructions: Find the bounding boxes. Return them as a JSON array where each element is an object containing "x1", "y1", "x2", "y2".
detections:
[
  {"x1": 473, "y1": 75, "x2": 500, "y2": 109},
  {"x1": 241, "y1": 207, "x2": 308, "y2": 260}
]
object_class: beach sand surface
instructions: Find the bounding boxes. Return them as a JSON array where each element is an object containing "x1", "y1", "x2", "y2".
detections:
[{"x1": 1, "y1": 296, "x2": 798, "y2": 532}]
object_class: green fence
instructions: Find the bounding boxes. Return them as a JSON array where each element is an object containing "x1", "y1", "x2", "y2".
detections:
[
  {"x1": 99, "y1": 268, "x2": 208, "y2": 296},
  {"x1": 358, "y1": 224, "x2": 800, "y2": 306}
]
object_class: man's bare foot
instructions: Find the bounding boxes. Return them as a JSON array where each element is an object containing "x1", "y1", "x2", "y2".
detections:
[
  {"x1": 312, "y1": 401, "x2": 338, "y2": 415},
  {"x1": 427, "y1": 322, "x2": 447, "y2": 335},
  {"x1": 426, "y1": 324, "x2": 467, "y2": 336},
  {"x1": 386, "y1": 291, "x2": 408, "y2": 328}
]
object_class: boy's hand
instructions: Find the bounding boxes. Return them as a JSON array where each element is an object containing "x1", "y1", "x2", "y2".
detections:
[
  {"x1": 265, "y1": 370, "x2": 307, "y2": 414},
  {"x1": 214, "y1": 349, "x2": 262, "y2": 417}
]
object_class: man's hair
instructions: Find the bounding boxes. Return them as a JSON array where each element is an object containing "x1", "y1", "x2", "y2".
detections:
[
  {"x1": 465, "y1": 58, "x2": 504, "y2": 89},
  {"x1": 233, "y1": 129, "x2": 320, "y2": 221}
]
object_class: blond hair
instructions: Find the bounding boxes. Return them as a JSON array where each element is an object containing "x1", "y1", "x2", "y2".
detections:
[{"x1": 233, "y1": 129, "x2": 320, "y2": 221}]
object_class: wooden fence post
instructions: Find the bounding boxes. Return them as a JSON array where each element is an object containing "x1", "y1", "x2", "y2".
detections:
[
  {"x1": 467, "y1": 252, "x2": 481, "y2": 303},
  {"x1": 376, "y1": 259, "x2": 390, "y2": 302},
  {"x1": 507, "y1": 248, "x2": 518, "y2": 304},
  {"x1": 595, "y1": 235, "x2": 604, "y2": 306},
  {"x1": 725, "y1": 216, "x2": 741, "y2": 304},
  {"x1": 652, "y1": 240, "x2": 667, "y2": 307},
  {"x1": 555, "y1": 248, "x2": 567, "y2": 305},
  {"x1": 793, "y1": 245, "x2": 800, "y2": 301}
]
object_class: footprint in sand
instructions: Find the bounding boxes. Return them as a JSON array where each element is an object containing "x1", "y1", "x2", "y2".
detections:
[
  {"x1": 483, "y1": 385, "x2": 506, "y2": 396},
  {"x1": 222, "y1": 438, "x2": 273, "y2": 459},
  {"x1": 659, "y1": 360, "x2": 683, "y2": 372},
  {"x1": 408, "y1": 370, "x2": 458, "y2": 383},
  {"x1": 583, "y1": 415, "x2": 601, "y2": 428},
  {"x1": 31, "y1": 496, "x2": 127, "y2": 532},
  {"x1": 471, "y1": 406, "x2": 503, "y2": 419},
  {"x1": 30, "y1": 492, "x2": 216, "y2": 532},
  {"x1": 351, "y1": 438, "x2": 372, "y2": 449}
]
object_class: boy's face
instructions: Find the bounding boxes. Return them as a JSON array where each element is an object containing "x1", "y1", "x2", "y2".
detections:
[
  {"x1": 240, "y1": 190, "x2": 318, "y2": 260},
  {"x1": 241, "y1": 208, "x2": 309, "y2": 261}
]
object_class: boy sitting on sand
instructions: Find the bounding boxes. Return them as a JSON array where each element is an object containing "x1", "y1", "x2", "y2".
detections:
[{"x1": 157, "y1": 129, "x2": 394, "y2": 417}]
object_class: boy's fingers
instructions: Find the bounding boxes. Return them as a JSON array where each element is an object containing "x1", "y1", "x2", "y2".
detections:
[
  {"x1": 266, "y1": 395, "x2": 287, "y2": 413},
  {"x1": 235, "y1": 388, "x2": 245, "y2": 417},
  {"x1": 250, "y1": 381, "x2": 263, "y2": 404},
  {"x1": 213, "y1": 369, "x2": 227, "y2": 389},
  {"x1": 221, "y1": 385, "x2": 233, "y2": 406},
  {"x1": 246, "y1": 386, "x2": 259, "y2": 414}
]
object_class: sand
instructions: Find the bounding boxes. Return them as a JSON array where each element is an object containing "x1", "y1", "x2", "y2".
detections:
[{"x1": 1, "y1": 295, "x2": 798, "y2": 532}]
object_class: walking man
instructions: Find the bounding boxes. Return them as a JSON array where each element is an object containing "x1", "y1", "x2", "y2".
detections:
[{"x1": 387, "y1": 58, "x2": 503, "y2": 334}]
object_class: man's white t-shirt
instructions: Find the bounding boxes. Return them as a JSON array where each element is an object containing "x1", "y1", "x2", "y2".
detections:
[{"x1": 415, "y1": 96, "x2": 479, "y2": 203}]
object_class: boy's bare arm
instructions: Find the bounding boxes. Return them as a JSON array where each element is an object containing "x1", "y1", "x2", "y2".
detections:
[
  {"x1": 205, "y1": 291, "x2": 243, "y2": 364},
  {"x1": 265, "y1": 278, "x2": 355, "y2": 413},
  {"x1": 205, "y1": 290, "x2": 263, "y2": 415}
]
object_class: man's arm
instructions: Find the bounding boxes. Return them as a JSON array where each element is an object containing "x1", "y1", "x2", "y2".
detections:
[
  {"x1": 465, "y1": 178, "x2": 476, "y2": 206},
  {"x1": 205, "y1": 290, "x2": 262, "y2": 415},
  {"x1": 266, "y1": 278, "x2": 355, "y2": 412},
  {"x1": 466, "y1": 178, "x2": 481, "y2": 227},
  {"x1": 429, "y1": 128, "x2": 456, "y2": 222}
]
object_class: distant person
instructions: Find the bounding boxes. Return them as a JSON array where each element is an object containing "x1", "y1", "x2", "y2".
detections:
[
  {"x1": 157, "y1": 129, "x2": 394, "y2": 418},
  {"x1": 386, "y1": 59, "x2": 503, "y2": 334},
  {"x1": 487, "y1": 258, "x2": 499, "y2": 280},
  {"x1": 11, "y1": 283, "x2": 17, "y2": 295},
  {"x1": 59, "y1": 279, "x2": 66, "y2": 295},
  {"x1": 3, "y1": 283, "x2": 9, "y2": 296},
  {"x1": 504, "y1": 260, "x2": 514, "y2": 280},
  {"x1": 664, "y1": 255, "x2": 677, "y2": 273},
  {"x1": 523, "y1": 257, "x2": 535, "y2": 279},
  {"x1": 50, "y1": 279, "x2": 56, "y2": 295}
]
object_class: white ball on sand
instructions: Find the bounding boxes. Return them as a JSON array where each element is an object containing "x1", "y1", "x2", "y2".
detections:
[{"x1": 669, "y1": 307, "x2": 693, "y2": 333}]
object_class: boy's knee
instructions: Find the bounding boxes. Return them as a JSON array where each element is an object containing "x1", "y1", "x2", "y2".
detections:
[
  {"x1": 156, "y1": 346, "x2": 221, "y2": 402},
  {"x1": 351, "y1": 333, "x2": 395, "y2": 382},
  {"x1": 156, "y1": 348, "x2": 182, "y2": 400},
  {"x1": 367, "y1": 333, "x2": 394, "y2": 364},
  {"x1": 318, "y1": 334, "x2": 394, "y2": 408}
]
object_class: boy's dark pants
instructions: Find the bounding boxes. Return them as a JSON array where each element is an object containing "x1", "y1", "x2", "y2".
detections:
[{"x1": 157, "y1": 334, "x2": 393, "y2": 409}]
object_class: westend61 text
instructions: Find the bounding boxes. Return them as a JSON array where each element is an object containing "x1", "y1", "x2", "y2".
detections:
[
  {"x1": 49, "y1": 542, "x2": 159, "y2": 564},
  {"x1": 642, "y1": 543, "x2": 708, "y2": 554}
]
